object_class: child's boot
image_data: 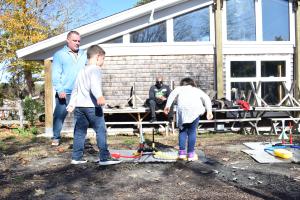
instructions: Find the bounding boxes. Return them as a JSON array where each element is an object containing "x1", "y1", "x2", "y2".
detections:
[
  {"x1": 178, "y1": 150, "x2": 186, "y2": 159},
  {"x1": 187, "y1": 151, "x2": 198, "y2": 161}
]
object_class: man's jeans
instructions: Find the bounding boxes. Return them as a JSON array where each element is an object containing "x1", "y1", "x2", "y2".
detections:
[
  {"x1": 178, "y1": 117, "x2": 200, "y2": 153},
  {"x1": 52, "y1": 93, "x2": 70, "y2": 140},
  {"x1": 148, "y1": 99, "x2": 173, "y2": 121},
  {"x1": 72, "y1": 107, "x2": 110, "y2": 161}
]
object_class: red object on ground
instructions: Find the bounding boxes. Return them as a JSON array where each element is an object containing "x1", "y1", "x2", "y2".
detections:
[{"x1": 111, "y1": 152, "x2": 140, "y2": 159}]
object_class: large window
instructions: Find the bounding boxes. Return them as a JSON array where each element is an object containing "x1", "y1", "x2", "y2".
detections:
[
  {"x1": 262, "y1": 0, "x2": 289, "y2": 41},
  {"x1": 173, "y1": 7, "x2": 210, "y2": 42},
  {"x1": 231, "y1": 61, "x2": 256, "y2": 77},
  {"x1": 226, "y1": 0, "x2": 256, "y2": 41},
  {"x1": 228, "y1": 60, "x2": 288, "y2": 105},
  {"x1": 130, "y1": 22, "x2": 166, "y2": 43},
  {"x1": 261, "y1": 61, "x2": 286, "y2": 77}
]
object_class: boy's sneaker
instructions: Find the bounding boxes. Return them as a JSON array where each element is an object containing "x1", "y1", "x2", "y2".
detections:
[
  {"x1": 99, "y1": 157, "x2": 122, "y2": 166},
  {"x1": 71, "y1": 159, "x2": 88, "y2": 165},
  {"x1": 178, "y1": 150, "x2": 187, "y2": 160},
  {"x1": 51, "y1": 139, "x2": 60, "y2": 146},
  {"x1": 187, "y1": 152, "x2": 198, "y2": 161}
]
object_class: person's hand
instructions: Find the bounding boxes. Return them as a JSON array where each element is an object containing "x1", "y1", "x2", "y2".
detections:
[
  {"x1": 164, "y1": 107, "x2": 170, "y2": 115},
  {"x1": 58, "y1": 92, "x2": 66, "y2": 99},
  {"x1": 159, "y1": 96, "x2": 167, "y2": 101},
  {"x1": 66, "y1": 105, "x2": 74, "y2": 113},
  {"x1": 206, "y1": 112, "x2": 213, "y2": 120},
  {"x1": 97, "y1": 96, "x2": 105, "y2": 106}
]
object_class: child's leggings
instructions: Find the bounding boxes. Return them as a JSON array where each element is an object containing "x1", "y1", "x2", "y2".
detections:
[{"x1": 178, "y1": 116, "x2": 200, "y2": 153}]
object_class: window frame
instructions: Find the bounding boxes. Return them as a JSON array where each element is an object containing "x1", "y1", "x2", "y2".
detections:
[
  {"x1": 223, "y1": 0, "x2": 295, "y2": 45},
  {"x1": 225, "y1": 55, "x2": 292, "y2": 105},
  {"x1": 173, "y1": 6, "x2": 211, "y2": 42}
]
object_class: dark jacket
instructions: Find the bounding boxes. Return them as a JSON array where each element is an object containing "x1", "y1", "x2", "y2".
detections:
[{"x1": 149, "y1": 84, "x2": 171, "y2": 104}]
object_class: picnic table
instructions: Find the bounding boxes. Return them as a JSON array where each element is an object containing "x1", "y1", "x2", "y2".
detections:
[
  {"x1": 253, "y1": 106, "x2": 300, "y2": 135},
  {"x1": 204, "y1": 106, "x2": 300, "y2": 135},
  {"x1": 198, "y1": 107, "x2": 261, "y2": 134}
]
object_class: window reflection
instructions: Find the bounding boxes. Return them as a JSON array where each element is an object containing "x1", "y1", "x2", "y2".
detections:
[
  {"x1": 261, "y1": 82, "x2": 285, "y2": 104},
  {"x1": 230, "y1": 61, "x2": 256, "y2": 77},
  {"x1": 130, "y1": 22, "x2": 166, "y2": 43},
  {"x1": 174, "y1": 7, "x2": 210, "y2": 42},
  {"x1": 231, "y1": 82, "x2": 254, "y2": 104},
  {"x1": 262, "y1": 0, "x2": 289, "y2": 41},
  {"x1": 229, "y1": 60, "x2": 287, "y2": 105},
  {"x1": 261, "y1": 61, "x2": 286, "y2": 77},
  {"x1": 226, "y1": 0, "x2": 256, "y2": 41}
]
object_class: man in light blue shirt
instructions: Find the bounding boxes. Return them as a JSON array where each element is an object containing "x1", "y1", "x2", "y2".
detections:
[{"x1": 51, "y1": 31, "x2": 87, "y2": 146}]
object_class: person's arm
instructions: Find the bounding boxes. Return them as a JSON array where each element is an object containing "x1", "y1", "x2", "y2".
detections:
[
  {"x1": 90, "y1": 68, "x2": 105, "y2": 106},
  {"x1": 149, "y1": 85, "x2": 155, "y2": 100},
  {"x1": 160, "y1": 85, "x2": 171, "y2": 102},
  {"x1": 166, "y1": 85, "x2": 171, "y2": 97},
  {"x1": 164, "y1": 87, "x2": 179, "y2": 114},
  {"x1": 200, "y1": 90, "x2": 213, "y2": 120},
  {"x1": 66, "y1": 77, "x2": 79, "y2": 112},
  {"x1": 52, "y1": 52, "x2": 65, "y2": 98}
]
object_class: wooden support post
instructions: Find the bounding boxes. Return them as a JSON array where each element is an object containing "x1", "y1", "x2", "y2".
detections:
[
  {"x1": 18, "y1": 100, "x2": 24, "y2": 128},
  {"x1": 44, "y1": 59, "x2": 53, "y2": 137},
  {"x1": 294, "y1": 0, "x2": 300, "y2": 117},
  {"x1": 214, "y1": 0, "x2": 224, "y2": 99}
]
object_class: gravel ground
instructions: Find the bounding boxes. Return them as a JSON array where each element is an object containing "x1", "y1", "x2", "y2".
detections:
[{"x1": 0, "y1": 130, "x2": 300, "y2": 200}]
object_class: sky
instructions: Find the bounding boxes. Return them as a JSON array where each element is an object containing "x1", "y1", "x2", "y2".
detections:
[
  {"x1": 0, "y1": 0, "x2": 140, "y2": 83},
  {"x1": 97, "y1": 0, "x2": 139, "y2": 19}
]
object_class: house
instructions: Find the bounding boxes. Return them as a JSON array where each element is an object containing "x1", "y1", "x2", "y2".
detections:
[{"x1": 17, "y1": 0, "x2": 300, "y2": 135}]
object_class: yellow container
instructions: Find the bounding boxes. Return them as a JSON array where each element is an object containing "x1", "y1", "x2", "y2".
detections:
[{"x1": 273, "y1": 149, "x2": 293, "y2": 159}]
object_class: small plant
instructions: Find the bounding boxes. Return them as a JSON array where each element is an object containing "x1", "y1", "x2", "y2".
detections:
[
  {"x1": 23, "y1": 96, "x2": 44, "y2": 126},
  {"x1": 0, "y1": 140, "x2": 7, "y2": 151},
  {"x1": 13, "y1": 127, "x2": 39, "y2": 137},
  {"x1": 123, "y1": 138, "x2": 136, "y2": 146}
]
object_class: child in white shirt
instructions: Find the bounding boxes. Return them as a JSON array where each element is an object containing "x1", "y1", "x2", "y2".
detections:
[{"x1": 164, "y1": 77, "x2": 213, "y2": 161}]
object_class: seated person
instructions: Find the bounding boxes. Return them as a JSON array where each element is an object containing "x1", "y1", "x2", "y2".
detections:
[{"x1": 146, "y1": 76, "x2": 173, "y2": 122}]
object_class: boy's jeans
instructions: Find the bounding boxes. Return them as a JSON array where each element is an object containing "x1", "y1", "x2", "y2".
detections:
[
  {"x1": 178, "y1": 117, "x2": 200, "y2": 153},
  {"x1": 72, "y1": 107, "x2": 110, "y2": 161},
  {"x1": 52, "y1": 93, "x2": 70, "y2": 140}
]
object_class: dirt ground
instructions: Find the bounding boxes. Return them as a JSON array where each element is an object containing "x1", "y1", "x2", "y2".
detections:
[{"x1": 0, "y1": 129, "x2": 300, "y2": 200}]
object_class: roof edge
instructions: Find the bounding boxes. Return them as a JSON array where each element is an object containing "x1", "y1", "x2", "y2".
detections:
[{"x1": 17, "y1": 0, "x2": 187, "y2": 59}]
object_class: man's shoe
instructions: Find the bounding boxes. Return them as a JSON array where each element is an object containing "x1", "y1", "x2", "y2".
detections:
[
  {"x1": 99, "y1": 158, "x2": 122, "y2": 166},
  {"x1": 71, "y1": 159, "x2": 88, "y2": 165},
  {"x1": 51, "y1": 140, "x2": 60, "y2": 146}
]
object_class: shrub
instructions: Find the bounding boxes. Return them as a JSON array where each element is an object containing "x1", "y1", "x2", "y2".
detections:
[{"x1": 23, "y1": 96, "x2": 44, "y2": 126}]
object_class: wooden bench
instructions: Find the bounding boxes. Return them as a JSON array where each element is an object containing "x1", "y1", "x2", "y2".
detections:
[
  {"x1": 104, "y1": 107, "x2": 174, "y2": 135},
  {"x1": 105, "y1": 121, "x2": 170, "y2": 138},
  {"x1": 198, "y1": 117, "x2": 261, "y2": 135},
  {"x1": 269, "y1": 117, "x2": 300, "y2": 135}
]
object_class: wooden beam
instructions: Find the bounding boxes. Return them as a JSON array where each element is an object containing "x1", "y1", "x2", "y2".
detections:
[
  {"x1": 295, "y1": 1, "x2": 300, "y2": 99},
  {"x1": 44, "y1": 59, "x2": 53, "y2": 137},
  {"x1": 214, "y1": 0, "x2": 224, "y2": 98}
]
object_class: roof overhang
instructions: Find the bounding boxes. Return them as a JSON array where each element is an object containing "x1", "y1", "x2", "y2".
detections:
[{"x1": 16, "y1": 0, "x2": 192, "y2": 60}]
